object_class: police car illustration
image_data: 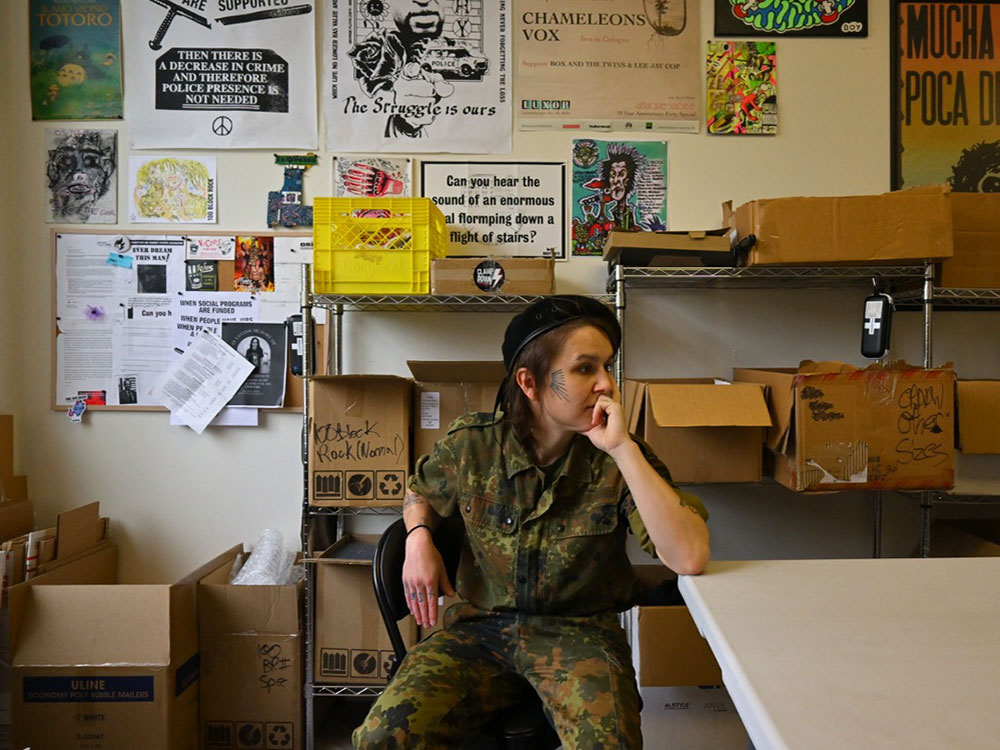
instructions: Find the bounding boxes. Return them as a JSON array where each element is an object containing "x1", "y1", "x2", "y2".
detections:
[{"x1": 420, "y1": 45, "x2": 489, "y2": 81}]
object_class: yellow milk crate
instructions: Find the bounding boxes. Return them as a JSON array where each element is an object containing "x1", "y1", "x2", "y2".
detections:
[{"x1": 312, "y1": 197, "x2": 449, "y2": 294}]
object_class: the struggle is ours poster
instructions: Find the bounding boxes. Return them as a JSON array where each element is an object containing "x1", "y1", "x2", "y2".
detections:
[{"x1": 325, "y1": 0, "x2": 511, "y2": 153}]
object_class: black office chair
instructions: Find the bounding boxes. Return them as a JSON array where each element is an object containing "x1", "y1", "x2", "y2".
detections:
[{"x1": 373, "y1": 517, "x2": 562, "y2": 750}]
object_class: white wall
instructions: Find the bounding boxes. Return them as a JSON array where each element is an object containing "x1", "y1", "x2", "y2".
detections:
[
  {"x1": 7, "y1": 2, "x2": 999, "y2": 581},
  {"x1": 1, "y1": 9, "x2": 21, "y2": 417}
]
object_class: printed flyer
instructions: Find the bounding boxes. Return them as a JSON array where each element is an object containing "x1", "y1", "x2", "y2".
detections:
[
  {"x1": 123, "y1": 0, "x2": 317, "y2": 148},
  {"x1": 516, "y1": 0, "x2": 699, "y2": 132},
  {"x1": 706, "y1": 41, "x2": 778, "y2": 135}
]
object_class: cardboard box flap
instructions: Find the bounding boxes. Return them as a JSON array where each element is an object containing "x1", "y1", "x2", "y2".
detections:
[
  {"x1": 312, "y1": 534, "x2": 379, "y2": 565},
  {"x1": 957, "y1": 380, "x2": 1000, "y2": 453},
  {"x1": 12, "y1": 585, "x2": 172, "y2": 667},
  {"x1": 797, "y1": 360, "x2": 859, "y2": 375},
  {"x1": 408, "y1": 360, "x2": 506, "y2": 383},
  {"x1": 732, "y1": 368, "x2": 798, "y2": 451},
  {"x1": 647, "y1": 383, "x2": 771, "y2": 428},
  {"x1": 0, "y1": 498, "x2": 33, "y2": 542},
  {"x1": 56, "y1": 501, "x2": 105, "y2": 559},
  {"x1": 200, "y1": 580, "x2": 303, "y2": 635}
]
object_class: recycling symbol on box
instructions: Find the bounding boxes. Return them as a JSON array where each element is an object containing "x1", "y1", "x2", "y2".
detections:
[
  {"x1": 378, "y1": 472, "x2": 403, "y2": 498},
  {"x1": 266, "y1": 722, "x2": 293, "y2": 749}
]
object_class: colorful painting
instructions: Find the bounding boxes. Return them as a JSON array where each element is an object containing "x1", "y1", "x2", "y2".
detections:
[
  {"x1": 129, "y1": 156, "x2": 216, "y2": 223},
  {"x1": 235, "y1": 236, "x2": 275, "y2": 293},
  {"x1": 891, "y1": 1, "x2": 1000, "y2": 190},
  {"x1": 29, "y1": 0, "x2": 123, "y2": 119},
  {"x1": 715, "y1": 0, "x2": 868, "y2": 36},
  {"x1": 707, "y1": 41, "x2": 778, "y2": 135},
  {"x1": 570, "y1": 140, "x2": 668, "y2": 257}
]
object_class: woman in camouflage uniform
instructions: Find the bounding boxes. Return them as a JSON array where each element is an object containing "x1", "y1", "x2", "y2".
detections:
[{"x1": 354, "y1": 295, "x2": 710, "y2": 749}]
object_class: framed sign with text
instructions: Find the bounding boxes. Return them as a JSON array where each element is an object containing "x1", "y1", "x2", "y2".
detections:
[{"x1": 891, "y1": 0, "x2": 1000, "y2": 190}]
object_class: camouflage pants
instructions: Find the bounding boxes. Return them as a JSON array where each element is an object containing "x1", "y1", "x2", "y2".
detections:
[{"x1": 353, "y1": 611, "x2": 642, "y2": 750}]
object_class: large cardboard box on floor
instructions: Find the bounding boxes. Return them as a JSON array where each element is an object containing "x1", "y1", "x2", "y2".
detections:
[
  {"x1": 312, "y1": 535, "x2": 417, "y2": 685},
  {"x1": 197, "y1": 547, "x2": 303, "y2": 750},
  {"x1": 640, "y1": 686, "x2": 749, "y2": 750},
  {"x1": 625, "y1": 380, "x2": 772, "y2": 483},
  {"x1": 734, "y1": 361, "x2": 956, "y2": 491},
  {"x1": 940, "y1": 192, "x2": 1000, "y2": 288},
  {"x1": 956, "y1": 380, "x2": 1000, "y2": 454},
  {"x1": 430, "y1": 256, "x2": 554, "y2": 295},
  {"x1": 630, "y1": 566, "x2": 722, "y2": 688},
  {"x1": 733, "y1": 186, "x2": 953, "y2": 266},
  {"x1": 408, "y1": 360, "x2": 506, "y2": 460},
  {"x1": 10, "y1": 546, "x2": 238, "y2": 750},
  {"x1": 308, "y1": 375, "x2": 410, "y2": 507}
]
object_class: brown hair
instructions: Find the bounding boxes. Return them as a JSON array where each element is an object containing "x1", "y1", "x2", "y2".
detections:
[{"x1": 500, "y1": 319, "x2": 614, "y2": 463}]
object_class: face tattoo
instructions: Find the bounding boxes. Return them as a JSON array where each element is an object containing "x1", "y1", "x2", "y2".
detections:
[{"x1": 549, "y1": 369, "x2": 570, "y2": 401}]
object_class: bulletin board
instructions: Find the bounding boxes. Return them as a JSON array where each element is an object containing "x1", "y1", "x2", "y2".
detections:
[{"x1": 51, "y1": 229, "x2": 315, "y2": 412}]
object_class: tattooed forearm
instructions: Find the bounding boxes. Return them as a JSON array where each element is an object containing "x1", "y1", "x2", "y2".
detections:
[
  {"x1": 403, "y1": 490, "x2": 423, "y2": 509},
  {"x1": 550, "y1": 369, "x2": 569, "y2": 401}
]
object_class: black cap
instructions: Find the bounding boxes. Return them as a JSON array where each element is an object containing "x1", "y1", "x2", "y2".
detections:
[{"x1": 501, "y1": 295, "x2": 621, "y2": 373}]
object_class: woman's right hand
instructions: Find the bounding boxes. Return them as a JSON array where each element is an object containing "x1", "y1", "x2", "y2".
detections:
[{"x1": 402, "y1": 528, "x2": 456, "y2": 628}]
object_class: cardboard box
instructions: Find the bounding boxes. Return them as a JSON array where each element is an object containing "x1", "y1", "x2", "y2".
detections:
[
  {"x1": 603, "y1": 229, "x2": 736, "y2": 267},
  {"x1": 308, "y1": 375, "x2": 410, "y2": 507},
  {"x1": 431, "y1": 256, "x2": 554, "y2": 295},
  {"x1": 957, "y1": 381, "x2": 1000, "y2": 454},
  {"x1": 408, "y1": 360, "x2": 506, "y2": 460},
  {"x1": 734, "y1": 361, "x2": 956, "y2": 491},
  {"x1": 630, "y1": 566, "x2": 722, "y2": 688},
  {"x1": 312, "y1": 535, "x2": 416, "y2": 685},
  {"x1": 197, "y1": 547, "x2": 303, "y2": 750},
  {"x1": 0, "y1": 414, "x2": 28, "y2": 504},
  {"x1": 940, "y1": 193, "x2": 1000, "y2": 288},
  {"x1": 10, "y1": 546, "x2": 238, "y2": 750},
  {"x1": 733, "y1": 186, "x2": 954, "y2": 266},
  {"x1": 640, "y1": 686, "x2": 749, "y2": 750},
  {"x1": 626, "y1": 380, "x2": 772, "y2": 483}
]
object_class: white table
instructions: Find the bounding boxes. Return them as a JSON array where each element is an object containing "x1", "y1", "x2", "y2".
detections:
[{"x1": 678, "y1": 558, "x2": 1000, "y2": 750}]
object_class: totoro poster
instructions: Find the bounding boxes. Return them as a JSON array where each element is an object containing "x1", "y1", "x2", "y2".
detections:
[{"x1": 29, "y1": 0, "x2": 123, "y2": 120}]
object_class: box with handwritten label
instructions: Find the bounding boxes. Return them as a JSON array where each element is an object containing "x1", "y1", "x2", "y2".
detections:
[
  {"x1": 734, "y1": 361, "x2": 955, "y2": 491},
  {"x1": 197, "y1": 546, "x2": 303, "y2": 750},
  {"x1": 307, "y1": 375, "x2": 411, "y2": 507}
]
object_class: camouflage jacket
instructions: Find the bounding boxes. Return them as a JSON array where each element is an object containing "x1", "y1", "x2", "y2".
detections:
[{"x1": 409, "y1": 412, "x2": 708, "y2": 617}]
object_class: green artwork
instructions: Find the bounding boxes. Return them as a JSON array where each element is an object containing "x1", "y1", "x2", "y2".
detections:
[{"x1": 29, "y1": 0, "x2": 123, "y2": 120}]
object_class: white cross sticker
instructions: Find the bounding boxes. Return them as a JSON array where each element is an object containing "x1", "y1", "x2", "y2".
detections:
[{"x1": 865, "y1": 317, "x2": 881, "y2": 334}]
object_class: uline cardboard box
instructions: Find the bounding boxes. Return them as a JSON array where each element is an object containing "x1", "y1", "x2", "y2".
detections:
[
  {"x1": 10, "y1": 546, "x2": 239, "y2": 750},
  {"x1": 312, "y1": 535, "x2": 416, "y2": 685},
  {"x1": 197, "y1": 547, "x2": 303, "y2": 750},
  {"x1": 733, "y1": 185, "x2": 954, "y2": 266},
  {"x1": 603, "y1": 229, "x2": 736, "y2": 267},
  {"x1": 956, "y1": 380, "x2": 1000, "y2": 454},
  {"x1": 940, "y1": 193, "x2": 1000, "y2": 288},
  {"x1": 408, "y1": 360, "x2": 506, "y2": 460},
  {"x1": 735, "y1": 361, "x2": 956, "y2": 491},
  {"x1": 626, "y1": 380, "x2": 772, "y2": 483},
  {"x1": 308, "y1": 375, "x2": 410, "y2": 507},
  {"x1": 431, "y1": 256, "x2": 554, "y2": 295},
  {"x1": 630, "y1": 566, "x2": 721, "y2": 687}
]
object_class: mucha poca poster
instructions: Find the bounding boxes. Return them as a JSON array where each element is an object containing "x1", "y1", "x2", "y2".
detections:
[
  {"x1": 891, "y1": 0, "x2": 1000, "y2": 190},
  {"x1": 123, "y1": 0, "x2": 317, "y2": 148},
  {"x1": 29, "y1": 0, "x2": 123, "y2": 120},
  {"x1": 325, "y1": 0, "x2": 511, "y2": 153}
]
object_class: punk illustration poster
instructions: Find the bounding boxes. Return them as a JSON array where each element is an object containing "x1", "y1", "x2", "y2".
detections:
[
  {"x1": 29, "y1": 0, "x2": 123, "y2": 120},
  {"x1": 123, "y1": 0, "x2": 317, "y2": 149},
  {"x1": 325, "y1": 0, "x2": 511, "y2": 153},
  {"x1": 570, "y1": 140, "x2": 668, "y2": 256},
  {"x1": 334, "y1": 155, "x2": 412, "y2": 196},
  {"x1": 516, "y1": 0, "x2": 699, "y2": 133},
  {"x1": 221, "y1": 322, "x2": 287, "y2": 407},
  {"x1": 714, "y1": 1, "x2": 868, "y2": 37},
  {"x1": 706, "y1": 41, "x2": 778, "y2": 135},
  {"x1": 45, "y1": 129, "x2": 118, "y2": 224}
]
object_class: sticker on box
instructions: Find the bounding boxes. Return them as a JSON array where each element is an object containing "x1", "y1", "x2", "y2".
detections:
[
  {"x1": 420, "y1": 391, "x2": 441, "y2": 429},
  {"x1": 319, "y1": 648, "x2": 348, "y2": 678}
]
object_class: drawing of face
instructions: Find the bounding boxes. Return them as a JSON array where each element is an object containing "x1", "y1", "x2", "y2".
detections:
[
  {"x1": 57, "y1": 63, "x2": 86, "y2": 86},
  {"x1": 393, "y1": 0, "x2": 444, "y2": 39},
  {"x1": 46, "y1": 131, "x2": 115, "y2": 222},
  {"x1": 608, "y1": 160, "x2": 629, "y2": 202}
]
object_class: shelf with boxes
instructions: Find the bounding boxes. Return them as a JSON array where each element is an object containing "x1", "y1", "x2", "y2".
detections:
[{"x1": 298, "y1": 268, "x2": 615, "y2": 749}]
